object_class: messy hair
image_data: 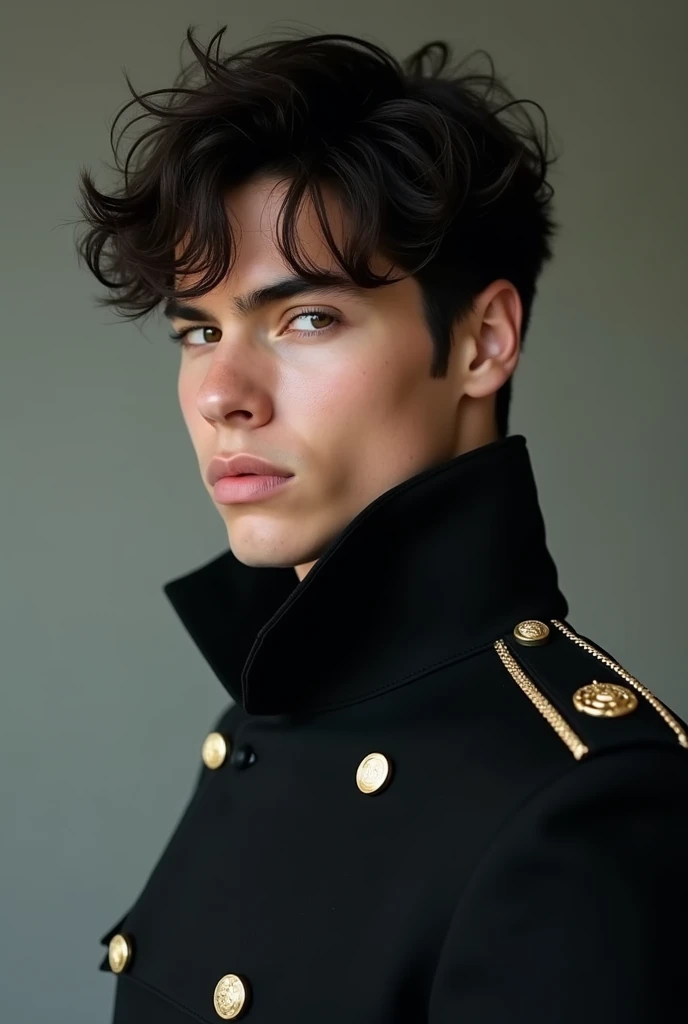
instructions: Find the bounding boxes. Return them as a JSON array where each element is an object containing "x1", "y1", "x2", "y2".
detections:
[{"x1": 75, "y1": 26, "x2": 557, "y2": 435}]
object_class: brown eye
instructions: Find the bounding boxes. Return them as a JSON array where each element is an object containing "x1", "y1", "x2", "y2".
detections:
[
  {"x1": 192, "y1": 326, "x2": 221, "y2": 345},
  {"x1": 202, "y1": 327, "x2": 221, "y2": 342},
  {"x1": 169, "y1": 325, "x2": 221, "y2": 347},
  {"x1": 286, "y1": 309, "x2": 341, "y2": 336}
]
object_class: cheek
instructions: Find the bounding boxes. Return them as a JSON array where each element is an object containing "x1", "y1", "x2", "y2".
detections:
[
  {"x1": 280, "y1": 363, "x2": 372, "y2": 429},
  {"x1": 317, "y1": 346, "x2": 452, "y2": 472},
  {"x1": 285, "y1": 345, "x2": 430, "y2": 439},
  {"x1": 322, "y1": 352, "x2": 424, "y2": 420}
]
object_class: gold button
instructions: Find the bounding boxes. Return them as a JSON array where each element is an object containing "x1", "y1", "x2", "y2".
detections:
[
  {"x1": 108, "y1": 933, "x2": 133, "y2": 974},
  {"x1": 513, "y1": 620, "x2": 550, "y2": 646},
  {"x1": 356, "y1": 752, "x2": 392, "y2": 794},
  {"x1": 213, "y1": 974, "x2": 249, "y2": 1019},
  {"x1": 573, "y1": 681, "x2": 638, "y2": 718},
  {"x1": 202, "y1": 732, "x2": 230, "y2": 770}
]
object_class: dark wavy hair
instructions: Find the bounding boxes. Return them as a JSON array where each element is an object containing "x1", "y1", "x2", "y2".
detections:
[{"x1": 75, "y1": 26, "x2": 557, "y2": 435}]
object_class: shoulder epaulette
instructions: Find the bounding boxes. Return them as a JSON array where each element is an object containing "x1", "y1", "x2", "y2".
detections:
[{"x1": 494, "y1": 618, "x2": 688, "y2": 761}]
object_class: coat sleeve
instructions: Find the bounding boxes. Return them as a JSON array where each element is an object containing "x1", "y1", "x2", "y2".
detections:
[{"x1": 427, "y1": 746, "x2": 688, "y2": 1022}]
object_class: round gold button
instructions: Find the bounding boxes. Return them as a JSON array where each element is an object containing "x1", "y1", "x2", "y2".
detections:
[
  {"x1": 356, "y1": 752, "x2": 392, "y2": 794},
  {"x1": 513, "y1": 620, "x2": 550, "y2": 646},
  {"x1": 202, "y1": 732, "x2": 230, "y2": 770},
  {"x1": 573, "y1": 681, "x2": 638, "y2": 718},
  {"x1": 213, "y1": 973, "x2": 248, "y2": 1019},
  {"x1": 108, "y1": 933, "x2": 133, "y2": 974}
]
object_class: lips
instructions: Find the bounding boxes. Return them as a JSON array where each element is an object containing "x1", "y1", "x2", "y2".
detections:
[{"x1": 206, "y1": 453, "x2": 295, "y2": 487}]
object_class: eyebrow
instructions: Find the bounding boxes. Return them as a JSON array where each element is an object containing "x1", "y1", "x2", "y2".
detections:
[{"x1": 162, "y1": 273, "x2": 370, "y2": 322}]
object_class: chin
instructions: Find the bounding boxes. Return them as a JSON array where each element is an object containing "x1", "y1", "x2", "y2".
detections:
[{"x1": 227, "y1": 530, "x2": 325, "y2": 572}]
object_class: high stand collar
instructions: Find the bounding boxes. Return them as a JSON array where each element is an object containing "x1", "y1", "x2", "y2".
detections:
[{"x1": 163, "y1": 435, "x2": 568, "y2": 715}]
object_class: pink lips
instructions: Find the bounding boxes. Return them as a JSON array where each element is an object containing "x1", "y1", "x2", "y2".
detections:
[
  {"x1": 206, "y1": 452, "x2": 295, "y2": 505},
  {"x1": 206, "y1": 452, "x2": 294, "y2": 487},
  {"x1": 212, "y1": 474, "x2": 293, "y2": 504}
]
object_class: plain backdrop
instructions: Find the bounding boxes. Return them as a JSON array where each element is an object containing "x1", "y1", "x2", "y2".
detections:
[{"x1": 1, "y1": 1, "x2": 686, "y2": 1020}]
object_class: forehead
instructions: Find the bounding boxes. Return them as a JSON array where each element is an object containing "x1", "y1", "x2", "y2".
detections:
[
  {"x1": 173, "y1": 174, "x2": 393, "y2": 292},
  {"x1": 175, "y1": 175, "x2": 346, "y2": 282},
  {"x1": 233, "y1": 175, "x2": 346, "y2": 249}
]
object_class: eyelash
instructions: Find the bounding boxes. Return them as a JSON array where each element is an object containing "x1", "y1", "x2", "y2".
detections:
[{"x1": 167, "y1": 307, "x2": 342, "y2": 347}]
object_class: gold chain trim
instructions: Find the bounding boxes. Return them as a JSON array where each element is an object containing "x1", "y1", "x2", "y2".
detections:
[
  {"x1": 551, "y1": 620, "x2": 688, "y2": 749},
  {"x1": 494, "y1": 640, "x2": 589, "y2": 761}
]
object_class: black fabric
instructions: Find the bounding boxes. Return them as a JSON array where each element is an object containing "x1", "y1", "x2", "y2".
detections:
[
  {"x1": 97, "y1": 435, "x2": 688, "y2": 1022},
  {"x1": 428, "y1": 746, "x2": 688, "y2": 1021}
]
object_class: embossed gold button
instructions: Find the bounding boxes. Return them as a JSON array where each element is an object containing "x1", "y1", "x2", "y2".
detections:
[
  {"x1": 573, "y1": 681, "x2": 638, "y2": 718},
  {"x1": 356, "y1": 752, "x2": 392, "y2": 794},
  {"x1": 213, "y1": 973, "x2": 249, "y2": 1019},
  {"x1": 513, "y1": 620, "x2": 550, "y2": 646},
  {"x1": 108, "y1": 933, "x2": 133, "y2": 974},
  {"x1": 202, "y1": 732, "x2": 230, "y2": 770}
]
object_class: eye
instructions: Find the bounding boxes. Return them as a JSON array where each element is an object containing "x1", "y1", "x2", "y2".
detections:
[
  {"x1": 285, "y1": 308, "x2": 340, "y2": 336},
  {"x1": 168, "y1": 325, "x2": 221, "y2": 347}
]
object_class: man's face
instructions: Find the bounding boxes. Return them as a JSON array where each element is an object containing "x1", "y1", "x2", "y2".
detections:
[{"x1": 171, "y1": 176, "x2": 479, "y2": 580}]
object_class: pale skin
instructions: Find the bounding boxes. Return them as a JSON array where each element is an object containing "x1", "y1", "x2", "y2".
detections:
[{"x1": 169, "y1": 175, "x2": 522, "y2": 581}]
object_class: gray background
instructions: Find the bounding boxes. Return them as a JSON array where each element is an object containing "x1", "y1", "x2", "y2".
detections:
[{"x1": 2, "y1": 1, "x2": 686, "y2": 1021}]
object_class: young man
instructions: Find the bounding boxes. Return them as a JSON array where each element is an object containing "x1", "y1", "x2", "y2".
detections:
[{"x1": 76, "y1": 27, "x2": 688, "y2": 1024}]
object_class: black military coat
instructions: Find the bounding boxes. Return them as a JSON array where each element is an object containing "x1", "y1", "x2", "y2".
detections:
[{"x1": 98, "y1": 435, "x2": 688, "y2": 1022}]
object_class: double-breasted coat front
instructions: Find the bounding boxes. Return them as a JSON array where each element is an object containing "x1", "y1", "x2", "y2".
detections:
[{"x1": 98, "y1": 435, "x2": 688, "y2": 1023}]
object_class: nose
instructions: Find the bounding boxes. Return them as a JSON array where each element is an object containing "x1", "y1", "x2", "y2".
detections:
[{"x1": 194, "y1": 345, "x2": 274, "y2": 428}]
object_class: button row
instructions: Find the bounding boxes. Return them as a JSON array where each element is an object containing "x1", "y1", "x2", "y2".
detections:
[
  {"x1": 203, "y1": 732, "x2": 392, "y2": 794},
  {"x1": 107, "y1": 746, "x2": 393, "y2": 1004}
]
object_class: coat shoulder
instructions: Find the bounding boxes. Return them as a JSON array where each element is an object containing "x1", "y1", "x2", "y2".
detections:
[{"x1": 492, "y1": 617, "x2": 688, "y2": 764}]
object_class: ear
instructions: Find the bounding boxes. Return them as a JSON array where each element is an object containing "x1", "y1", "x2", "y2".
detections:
[{"x1": 460, "y1": 280, "x2": 522, "y2": 399}]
